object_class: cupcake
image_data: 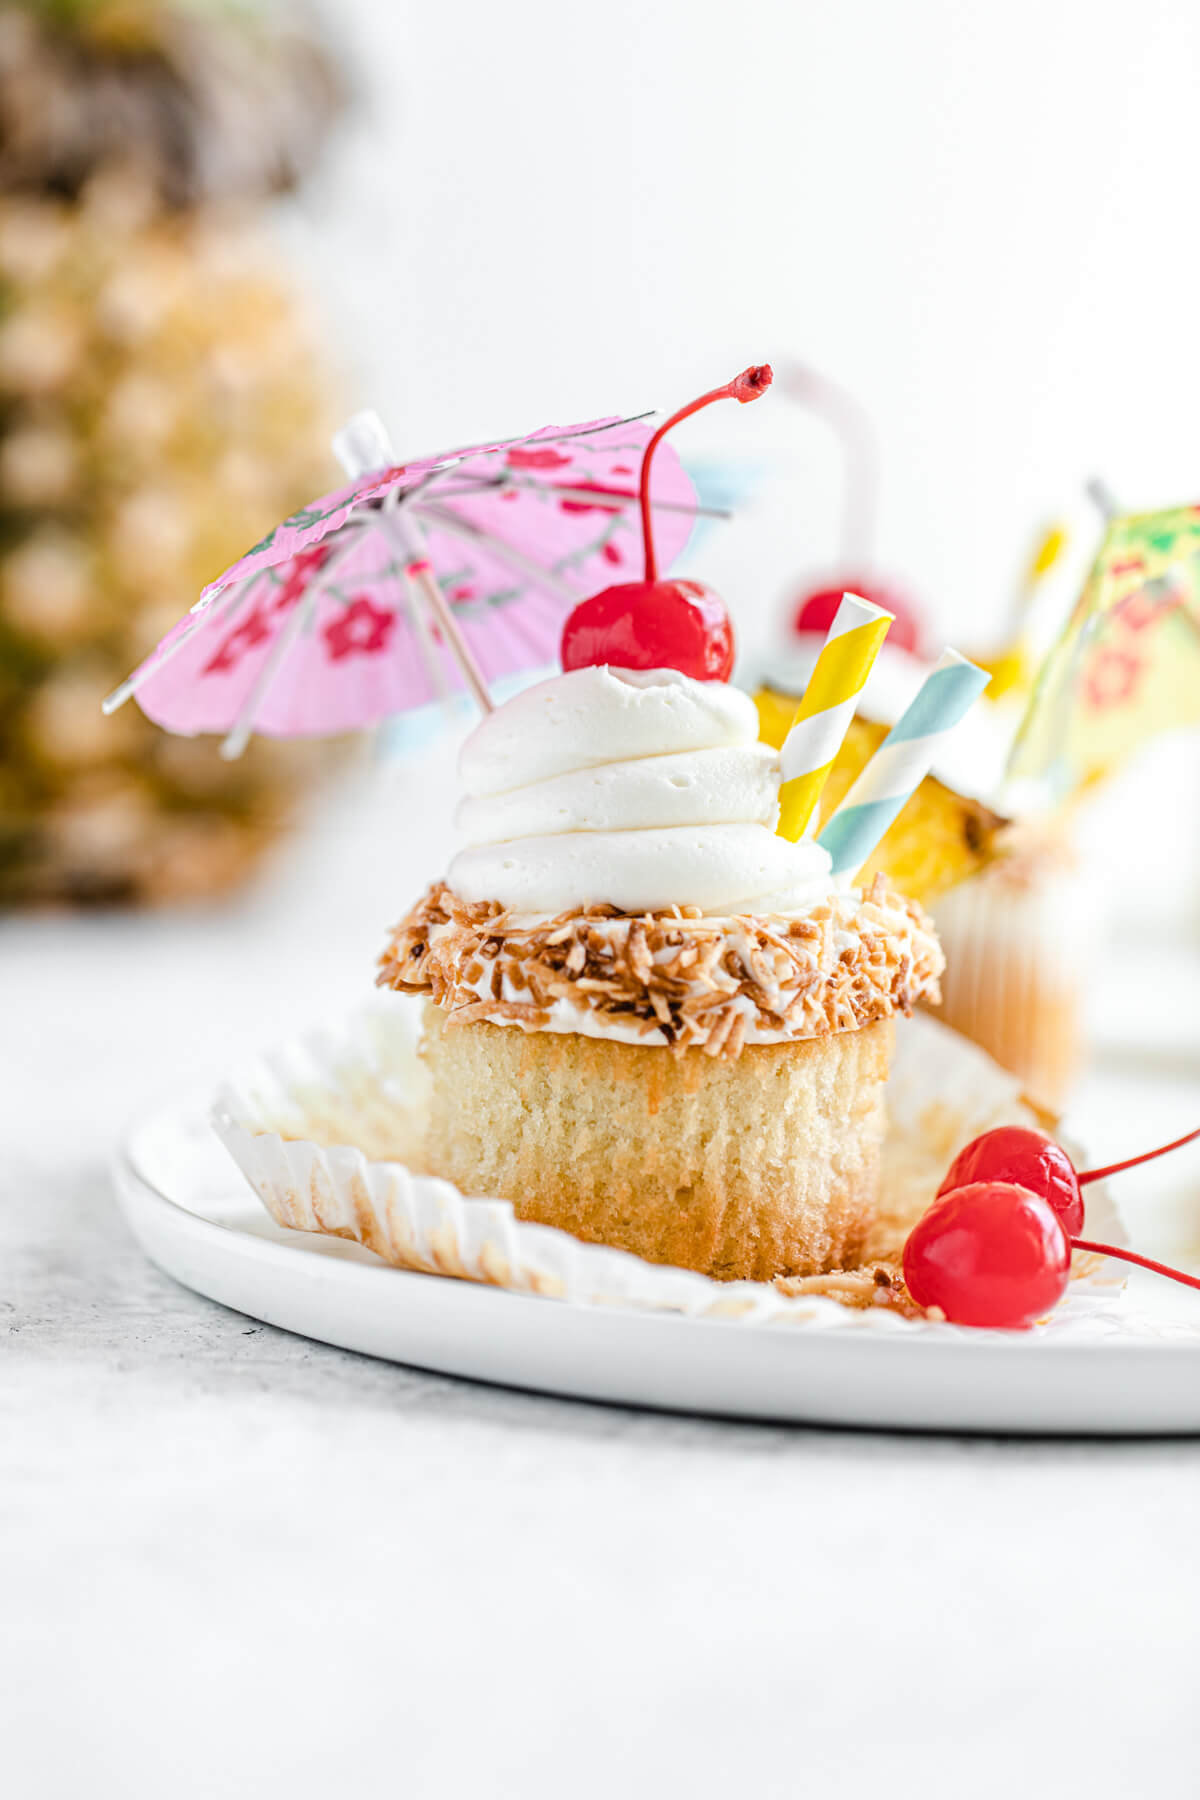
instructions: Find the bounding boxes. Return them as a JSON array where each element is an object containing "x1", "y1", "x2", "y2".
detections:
[
  {"x1": 929, "y1": 817, "x2": 1100, "y2": 1112},
  {"x1": 378, "y1": 663, "x2": 944, "y2": 1281}
]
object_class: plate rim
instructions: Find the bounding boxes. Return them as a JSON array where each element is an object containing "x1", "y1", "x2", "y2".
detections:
[{"x1": 112, "y1": 1094, "x2": 1199, "y2": 1364}]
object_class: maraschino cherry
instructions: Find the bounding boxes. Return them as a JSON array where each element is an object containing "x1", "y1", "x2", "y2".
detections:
[
  {"x1": 792, "y1": 580, "x2": 923, "y2": 655},
  {"x1": 560, "y1": 365, "x2": 773, "y2": 681},
  {"x1": 938, "y1": 1123, "x2": 1200, "y2": 1241},
  {"x1": 906, "y1": 1123, "x2": 1200, "y2": 1328},
  {"x1": 904, "y1": 1182, "x2": 1071, "y2": 1329},
  {"x1": 937, "y1": 1125, "x2": 1087, "y2": 1235}
]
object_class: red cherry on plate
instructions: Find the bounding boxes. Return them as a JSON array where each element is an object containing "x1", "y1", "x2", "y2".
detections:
[
  {"x1": 560, "y1": 364, "x2": 772, "y2": 678},
  {"x1": 793, "y1": 579, "x2": 922, "y2": 654},
  {"x1": 937, "y1": 1122, "x2": 1200, "y2": 1244},
  {"x1": 938, "y1": 1126, "x2": 1084, "y2": 1237},
  {"x1": 904, "y1": 1181, "x2": 1071, "y2": 1329},
  {"x1": 561, "y1": 578, "x2": 734, "y2": 681},
  {"x1": 920, "y1": 1125, "x2": 1200, "y2": 1322}
]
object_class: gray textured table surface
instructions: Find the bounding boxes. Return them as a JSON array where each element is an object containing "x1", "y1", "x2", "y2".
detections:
[{"x1": 6, "y1": 782, "x2": 1200, "y2": 1798}]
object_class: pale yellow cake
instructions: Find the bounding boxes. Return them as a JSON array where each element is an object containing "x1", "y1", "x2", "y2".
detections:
[{"x1": 378, "y1": 873, "x2": 943, "y2": 1280}]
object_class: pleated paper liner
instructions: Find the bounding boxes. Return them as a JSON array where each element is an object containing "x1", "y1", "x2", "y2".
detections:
[
  {"x1": 211, "y1": 1003, "x2": 1127, "y2": 1335},
  {"x1": 930, "y1": 823, "x2": 1106, "y2": 1113}
]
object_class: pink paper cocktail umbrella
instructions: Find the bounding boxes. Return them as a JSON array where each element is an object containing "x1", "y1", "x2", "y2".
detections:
[{"x1": 104, "y1": 410, "x2": 707, "y2": 756}]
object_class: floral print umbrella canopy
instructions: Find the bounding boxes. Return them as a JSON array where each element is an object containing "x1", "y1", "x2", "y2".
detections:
[
  {"x1": 104, "y1": 412, "x2": 701, "y2": 755},
  {"x1": 1008, "y1": 501, "x2": 1200, "y2": 798}
]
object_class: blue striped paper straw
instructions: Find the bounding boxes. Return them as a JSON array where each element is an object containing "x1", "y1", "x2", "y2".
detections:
[{"x1": 817, "y1": 648, "x2": 991, "y2": 879}]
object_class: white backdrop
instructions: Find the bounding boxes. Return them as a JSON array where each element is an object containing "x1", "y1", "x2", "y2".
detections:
[
  {"x1": 294, "y1": 0, "x2": 1200, "y2": 640},
  {"x1": 281, "y1": 0, "x2": 1200, "y2": 927}
]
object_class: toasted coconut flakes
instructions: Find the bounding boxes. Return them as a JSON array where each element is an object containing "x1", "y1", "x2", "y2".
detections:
[
  {"x1": 627, "y1": 921, "x2": 652, "y2": 983},
  {"x1": 448, "y1": 999, "x2": 551, "y2": 1029},
  {"x1": 376, "y1": 880, "x2": 943, "y2": 1059},
  {"x1": 649, "y1": 988, "x2": 675, "y2": 1027},
  {"x1": 774, "y1": 1261, "x2": 925, "y2": 1316}
]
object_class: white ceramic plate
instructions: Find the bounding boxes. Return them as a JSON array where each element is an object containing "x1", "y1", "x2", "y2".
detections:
[{"x1": 113, "y1": 1094, "x2": 1200, "y2": 1435}]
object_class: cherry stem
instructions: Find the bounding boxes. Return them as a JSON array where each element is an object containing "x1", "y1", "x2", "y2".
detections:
[
  {"x1": 1079, "y1": 1126, "x2": 1200, "y2": 1187},
  {"x1": 1072, "y1": 1238, "x2": 1200, "y2": 1294},
  {"x1": 639, "y1": 364, "x2": 773, "y2": 582}
]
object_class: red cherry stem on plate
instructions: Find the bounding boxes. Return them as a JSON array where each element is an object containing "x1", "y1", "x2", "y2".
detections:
[
  {"x1": 1066, "y1": 1124, "x2": 1200, "y2": 1291},
  {"x1": 1071, "y1": 1238, "x2": 1200, "y2": 1293},
  {"x1": 1057, "y1": 1121, "x2": 1200, "y2": 1294},
  {"x1": 639, "y1": 365, "x2": 773, "y2": 582},
  {"x1": 1078, "y1": 1125, "x2": 1200, "y2": 1186}
]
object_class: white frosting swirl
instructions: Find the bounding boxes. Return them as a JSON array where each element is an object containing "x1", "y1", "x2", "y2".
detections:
[
  {"x1": 455, "y1": 746, "x2": 779, "y2": 844},
  {"x1": 458, "y1": 664, "x2": 759, "y2": 794},
  {"x1": 448, "y1": 666, "x2": 834, "y2": 916}
]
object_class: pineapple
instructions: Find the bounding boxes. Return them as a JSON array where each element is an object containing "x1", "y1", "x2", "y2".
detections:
[
  {"x1": 755, "y1": 688, "x2": 1006, "y2": 904},
  {"x1": 0, "y1": 0, "x2": 346, "y2": 907}
]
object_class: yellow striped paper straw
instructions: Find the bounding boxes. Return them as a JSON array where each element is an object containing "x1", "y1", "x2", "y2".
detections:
[
  {"x1": 776, "y1": 593, "x2": 893, "y2": 841},
  {"x1": 983, "y1": 522, "x2": 1069, "y2": 701},
  {"x1": 1028, "y1": 521, "x2": 1068, "y2": 582}
]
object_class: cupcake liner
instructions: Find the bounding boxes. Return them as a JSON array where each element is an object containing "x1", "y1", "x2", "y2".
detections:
[
  {"x1": 211, "y1": 1000, "x2": 1128, "y2": 1336},
  {"x1": 931, "y1": 832, "x2": 1106, "y2": 1111}
]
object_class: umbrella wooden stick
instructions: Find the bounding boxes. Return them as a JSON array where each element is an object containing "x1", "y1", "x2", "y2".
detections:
[
  {"x1": 1086, "y1": 477, "x2": 1120, "y2": 523},
  {"x1": 400, "y1": 553, "x2": 451, "y2": 705},
  {"x1": 368, "y1": 484, "x2": 452, "y2": 705},
  {"x1": 336, "y1": 411, "x2": 495, "y2": 713},
  {"x1": 382, "y1": 509, "x2": 494, "y2": 713},
  {"x1": 406, "y1": 557, "x2": 494, "y2": 714}
]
